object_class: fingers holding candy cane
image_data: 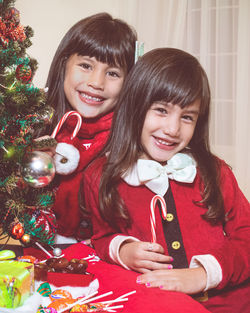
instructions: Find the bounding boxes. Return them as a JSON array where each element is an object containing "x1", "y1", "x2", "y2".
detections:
[
  {"x1": 118, "y1": 194, "x2": 172, "y2": 272},
  {"x1": 119, "y1": 240, "x2": 172, "y2": 273}
]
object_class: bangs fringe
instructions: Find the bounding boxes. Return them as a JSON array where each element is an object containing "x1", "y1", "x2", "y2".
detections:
[
  {"x1": 70, "y1": 34, "x2": 128, "y2": 69},
  {"x1": 148, "y1": 68, "x2": 203, "y2": 107}
]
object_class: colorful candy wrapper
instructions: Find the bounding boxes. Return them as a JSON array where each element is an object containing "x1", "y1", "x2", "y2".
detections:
[
  {"x1": 49, "y1": 288, "x2": 72, "y2": 301},
  {"x1": 0, "y1": 260, "x2": 34, "y2": 308}
]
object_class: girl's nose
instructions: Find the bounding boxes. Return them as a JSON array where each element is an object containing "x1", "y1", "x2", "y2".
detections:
[
  {"x1": 87, "y1": 69, "x2": 105, "y2": 90},
  {"x1": 163, "y1": 116, "x2": 180, "y2": 137}
]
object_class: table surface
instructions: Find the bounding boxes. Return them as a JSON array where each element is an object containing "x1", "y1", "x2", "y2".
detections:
[{"x1": 0, "y1": 244, "x2": 73, "y2": 258}]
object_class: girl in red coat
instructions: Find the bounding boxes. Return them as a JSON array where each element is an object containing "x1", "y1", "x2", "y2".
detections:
[
  {"x1": 41, "y1": 13, "x2": 137, "y2": 242},
  {"x1": 82, "y1": 48, "x2": 250, "y2": 312}
]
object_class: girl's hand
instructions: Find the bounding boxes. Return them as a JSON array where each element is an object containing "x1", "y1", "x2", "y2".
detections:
[
  {"x1": 33, "y1": 135, "x2": 57, "y2": 157},
  {"x1": 119, "y1": 241, "x2": 173, "y2": 273},
  {"x1": 136, "y1": 267, "x2": 207, "y2": 294}
]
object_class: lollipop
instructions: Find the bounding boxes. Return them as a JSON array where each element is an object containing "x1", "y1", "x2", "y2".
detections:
[{"x1": 49, "y1": 289, "x2": 72, "y2": 301}]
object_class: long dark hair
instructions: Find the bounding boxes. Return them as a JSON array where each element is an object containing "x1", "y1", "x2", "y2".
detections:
[
  {"x1": 45, "y1": 12, "x2": 137, "y2": 133},
  {"x1": 99, "y1": 48, "x2": 224, "y2": 229}
]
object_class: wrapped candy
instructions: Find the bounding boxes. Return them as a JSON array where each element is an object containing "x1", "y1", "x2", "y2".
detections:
[
  {"x1": 47, "y1": 298, "x2": 76, "y2": 311},
  {"x1": 49, "y1": 289, "x2": 72, "y2": 301},
  {"x1": 88, "y1": 303, "x2": 106, "y2": 312},
  {"x1": 70, "y1": 303, "x2": 105, "y2": 312},
  {"x1": 0, "y1": 260, "x2": 34, "y2": 308},
  {"x1": 0, "y1": 250, "x2": 16, "y2": 260},
  {"x1": 70, "y1": 304, "x2": 88, "y2": 312},
  {"x1": 37, "y1": 308, "x2": 57, "y2": 313},
  {"x1": 36, "y1": 282, "x2": 52, "y2": 297},
  {"x1": 45, "y1": 290, "x2": 133, "y2": 313},
  {"x1": 17, "y1": 255, "x2": 37, "y2": 264}
]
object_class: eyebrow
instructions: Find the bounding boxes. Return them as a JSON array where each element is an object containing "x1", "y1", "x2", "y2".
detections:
[
  {"x1": 183, "y1": 108, "x2": 200, "y2": 115},
  {"x1": 78, "y1": 56, "x2": 123, "y2": 69},
  {"x1": 154, "y1": 101, "x2": 200, "y2": 115}
]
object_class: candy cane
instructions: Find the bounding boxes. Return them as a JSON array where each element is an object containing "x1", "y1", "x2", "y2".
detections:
[
  {"x1": 51, "y1": 111, "x2": 82, "y2": 140},
  {"x1": 150, "y1": 195, "x2": 167, "y2": 243}
]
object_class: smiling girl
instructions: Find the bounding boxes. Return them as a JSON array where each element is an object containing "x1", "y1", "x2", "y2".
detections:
[
  {"x1": 82, "y1": 48, "x2": 250, "y2": 313},
  {"x1": 63, "y1": 55, "x2": 125, "y2": 118},
  {"x1": 43, "y1": 13, "x2": 137, "y2": 242},
  {"x1": 140, "y1": 100, "x2": 200, "y2": 163}
]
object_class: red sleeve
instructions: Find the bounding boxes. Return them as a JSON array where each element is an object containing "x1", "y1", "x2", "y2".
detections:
[
  {"x1": 210, "y1": 162, "x2": 250, "y2": 289},
  {"x1": 82, "y1": 159, "x2": 124, "y2": 263}
]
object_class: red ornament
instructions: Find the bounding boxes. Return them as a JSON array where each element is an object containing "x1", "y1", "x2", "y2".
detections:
[
  {"x1": 4, "y1": 7, "x2": 20, "y2": 27},
  {"x1": 8, "y1": 24, "x2": 26, "y2": 42},
  {"x1": 16, "y1": 64, "x2": 32, "y2": 83},
  {"x1": 10, "y1": 221, "x2": 24, "y2": 239},
  {"x1": 0, "y1": 14, "x2": 26, "y2": 48},
  {"x1": 0, "y1": 18, "x2": 9, "y2": 47}
]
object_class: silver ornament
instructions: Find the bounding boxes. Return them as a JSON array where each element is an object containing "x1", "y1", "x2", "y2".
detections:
[
  {"x1": 53, "y1": 247, "x2": 62, "y2": 257},
  {"x1": 21, "y1": 151, "x2": 55, "y2": 188}
]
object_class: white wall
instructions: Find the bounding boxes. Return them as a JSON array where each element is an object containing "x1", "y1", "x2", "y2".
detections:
[
  {"x1": 15, "y1": 0, "x2": 165, "y2": 87},
  {"x1": 15, "y1": 0, "x2": 186, "y2": 87},
  {"x1": 15, "y1": 0, "x2": 126, "y2": 86}
]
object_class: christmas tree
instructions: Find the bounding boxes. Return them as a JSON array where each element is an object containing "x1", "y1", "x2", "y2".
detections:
[{"x1": 0, "y1": 0, "x2": 57, "y2": 248}]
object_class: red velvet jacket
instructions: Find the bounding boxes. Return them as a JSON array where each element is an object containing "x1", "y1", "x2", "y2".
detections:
[
  {"x1": 82, "y1": 156, "x2": 250, "y2": 313},
  {"x1": 52, "y1": 112, "x2": 113, "y2": 238}
]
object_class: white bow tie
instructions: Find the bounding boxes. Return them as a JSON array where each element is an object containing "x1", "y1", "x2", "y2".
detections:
[{"x1": 123, "y1": 153, "x2": 197, "y2": 196}]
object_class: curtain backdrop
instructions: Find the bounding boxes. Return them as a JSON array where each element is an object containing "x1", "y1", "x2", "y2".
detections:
[
  {"x1": 184, "y1": 0, "x2": 249, "y2": 201},
  {"x1": 235, "y1": 0, "x2": 250, "y2": 201},
  {"x1": 15, "y1": 0, "x2": 249, "y2": 200}
]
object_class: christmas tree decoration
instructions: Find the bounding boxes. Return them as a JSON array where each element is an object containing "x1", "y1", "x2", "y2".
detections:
[
  {"x1": 20, "y1": 151, "x2": 55, "y2": 188},
  {"x1": 19, "y1": 233, "x2": 31, "y2": 245},
  {"x1": 52, "y1": 247, "x2": 62, "y2": 257},
  {"x1": 21, "y1": 208, "x2": 57, "y2": 245},
  {"x1": 0, "y1": 0, "x2": 57, "y2": 247},
  {"x1": 9, "y1": 220, "x2": 24, "y2": 239},
  {"x1": 4, "y1": 6, "x2": 20, "y2": 27},
  {"x1": 16, "y1": 63, "x2": 32, "y2": 83},
  {"x1": 38, "y1": 106, "x2": 55, "y2": 124}
]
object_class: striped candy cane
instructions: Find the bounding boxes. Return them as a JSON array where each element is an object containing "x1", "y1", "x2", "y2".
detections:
[
  {"x1": 150, "y1": 195, "x2": 167, "y2": 243},
  {"x1": 51, "y1": 111, "x2": 82, "y2": 140}
]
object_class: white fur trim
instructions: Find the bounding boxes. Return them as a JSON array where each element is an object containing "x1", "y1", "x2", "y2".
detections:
[
  {"x1": 54, "y1": 234, "x2": 78, "y2": 244},
  {"x1": 190, "y1": 254, "x2": 222, "y2": 290},
  {"x1": 109, "y1": 235, "x2": 140, "y2": 270},
  {"x1": 54, "y1": 142, "x2": 80, "y2": 175}
]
